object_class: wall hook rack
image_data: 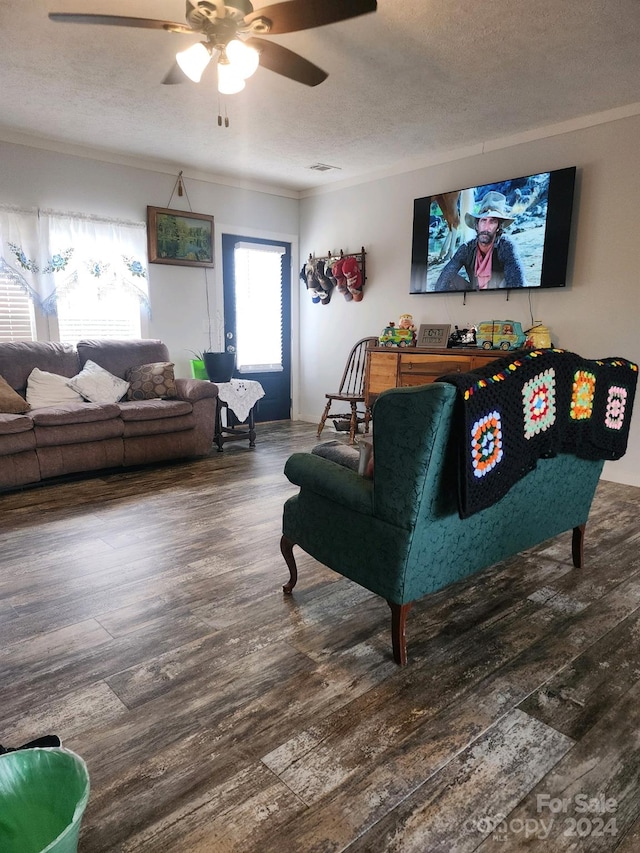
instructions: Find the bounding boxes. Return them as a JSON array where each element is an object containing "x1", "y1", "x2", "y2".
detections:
[
  {"x1": 307, "y1": 246, "x2": 367, "y2": 284},
  {"x1": 302, "y1": 247, "x2": 367, "y2": 304}
]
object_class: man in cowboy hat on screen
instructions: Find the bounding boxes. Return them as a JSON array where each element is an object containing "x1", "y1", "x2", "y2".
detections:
[{"x1": 434, "y1": 190, "x2": 526, "y2": 291}]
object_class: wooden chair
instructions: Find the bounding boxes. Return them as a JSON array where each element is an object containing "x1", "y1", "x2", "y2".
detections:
[{"x1": 317, "y1": 337, "x2": 378, "y2": 444}]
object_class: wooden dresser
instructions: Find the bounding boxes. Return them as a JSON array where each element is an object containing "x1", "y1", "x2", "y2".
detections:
[{"x1": 364, "y1": 346, "x2": 501, "y2": 405}]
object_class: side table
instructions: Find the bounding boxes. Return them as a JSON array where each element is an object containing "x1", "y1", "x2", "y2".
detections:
[{"x1": 213, "y1": 378, "x2": 265, "y2": 451}]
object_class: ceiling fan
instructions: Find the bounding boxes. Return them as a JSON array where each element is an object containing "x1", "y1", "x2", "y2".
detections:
[{"x1": 49, "y1": 0, "x2": 378, "y2": 94}]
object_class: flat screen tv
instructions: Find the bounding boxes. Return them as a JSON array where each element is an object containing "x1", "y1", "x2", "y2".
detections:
[{"x1": 410, "y1": 166, "x2": 576, "y2": 294}]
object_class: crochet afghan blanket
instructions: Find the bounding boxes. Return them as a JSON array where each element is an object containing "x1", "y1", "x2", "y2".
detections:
[{"x1": 437, "y1": 348, "x2": 638, "y2": 518}]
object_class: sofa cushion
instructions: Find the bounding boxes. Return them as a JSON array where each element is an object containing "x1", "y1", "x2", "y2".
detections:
[
  {"x1": 29, "y1": 402, "x2": 121, "y2": 426},
  {"x1": 0, "y1": 412, "x2": 34, "y2": 435},
  {"x1": 68, "y1": 359, "x2": 130, "y2": 404},
  {"x1": 118, "y1": 399, "x2": 192, "y2": 421},
  {"x1": 77, "y1": 339, "x2": 170, "y2": 379},
  {"x1": 0, "y1": 341, "x2": 79, "y2": 395},
  {"x1": 126, "y1": 362, "x2": 178, "y2": 401},
  {"x1": 0, "y1": 374, "x2": 30, "y2": 414},
  {"x1": 0, "y1": 430, "x2": 37, "y2": 456},
  {"x1": 312, "y1": 440, "x2": 360, "y2": 471},
  {"x1": 122, "y1": 413, "x2": 196, "y2": 437},
  {"x1": 26, "y1": 368, "x2": 84, "y2": 409},
  {"x1": 34, "y1": 418, "x2": 124, "y2": 447},
  {"x1": 311, "y1": 439, "x2": 374, "y2": 478}
]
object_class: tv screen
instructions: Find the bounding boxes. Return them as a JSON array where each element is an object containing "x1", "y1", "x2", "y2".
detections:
[{"x1": 410, "y1": 166, "x2": 576, "y2": 294}]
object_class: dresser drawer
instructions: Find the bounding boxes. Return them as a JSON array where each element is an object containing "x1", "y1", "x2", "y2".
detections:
[{"x1": 399, "y1": 353, "x2": 472, "y2": 385}]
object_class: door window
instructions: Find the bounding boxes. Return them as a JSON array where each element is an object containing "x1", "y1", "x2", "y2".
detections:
[{"x1": 233, "y1": 242, "x2": 285, "y2": 373}]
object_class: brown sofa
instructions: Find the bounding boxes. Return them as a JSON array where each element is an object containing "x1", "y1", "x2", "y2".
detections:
[{"x1": 0, "y1": 339, "x2": 218, "y2": 491}]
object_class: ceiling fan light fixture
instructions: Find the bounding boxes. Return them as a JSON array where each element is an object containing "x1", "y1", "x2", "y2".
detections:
[
  {"x1": 217, "y1": 61, "x2": 245, "y2": 94},
  {"x1": 226, "y1": 39, "x2": 259, "y2": 79},
  {"x1": 176, "y1": 42, "x2": 211, "y2": 82}
]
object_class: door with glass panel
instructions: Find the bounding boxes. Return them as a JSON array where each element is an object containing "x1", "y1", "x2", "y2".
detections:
[{"x1": 221, "y1": 234, "x2": 291, "y2": 422}]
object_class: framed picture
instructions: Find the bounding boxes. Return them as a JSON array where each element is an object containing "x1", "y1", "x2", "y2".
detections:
[
  {"x1": 147, "y1": 206, "x2": 214, "y2": 268},
  {"x1": 417, "y1": 323, "x2": 451, "y2": 348}
]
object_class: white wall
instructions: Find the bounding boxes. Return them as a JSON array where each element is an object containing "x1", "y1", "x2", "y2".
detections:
[
  {"x1": 298, "y1": 114, "x2": 640, "y2": 486},
  {"x1": 0, "y1": 140, "x2": 299, "y2": 381}
]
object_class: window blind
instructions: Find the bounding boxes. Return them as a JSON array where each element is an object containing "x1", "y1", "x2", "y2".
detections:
[{"x1": 0, "y1": 277, "x2": 35, "y2": 342}]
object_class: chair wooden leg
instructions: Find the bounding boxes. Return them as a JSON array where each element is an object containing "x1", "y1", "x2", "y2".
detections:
[
  {"x1": 387, "y1": 601, "x2": 413, "y2": 665},
  {"x1": 348, "y1": 402, "x2": 358, "y2": 445},
  {"x1": 572, "y1": 524, "x2": 585, "y2": 568},
  {"x1": 280, "y1": 535, "x2": 298, "y2": 593},
  {"x1": 363, "y1": 406, "x2": 372, "y2": 435},
  {"x1": 317, "y1": 399, "x2": 332, "y2": 439}
]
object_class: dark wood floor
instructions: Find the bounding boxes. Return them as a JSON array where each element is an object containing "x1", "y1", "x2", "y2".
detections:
[{"x1": 1, "y1": 421, "x2": 639, "y2": 852}]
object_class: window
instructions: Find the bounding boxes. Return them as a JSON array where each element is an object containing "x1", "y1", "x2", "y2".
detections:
[
  {"x1": 56, "y1": 284, "x2": 141, "y2": 343},
  {"x1": 234, "y1": 242, "x2": 285, "y2": 372},
  {"x1": 42, "y1": 211, "x2": 148, "y2": 341},
  {"x1": 0, "y1": 206, "x2": 148, "y2": 343},
  {"x1": 0, "y1": 277, "x2": 35, "y2": 342}
]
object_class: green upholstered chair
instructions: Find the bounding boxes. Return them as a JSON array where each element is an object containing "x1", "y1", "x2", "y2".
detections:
[{"x1": 281, "y1": 383, "x2": 604, "y2": 664}]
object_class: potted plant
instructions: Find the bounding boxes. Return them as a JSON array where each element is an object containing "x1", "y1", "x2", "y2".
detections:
[
  {"x1": 202, "y1": 350, "x2": 235, "y2": 383},
  {"x1": 188, "y1": 311, "x2": 235, "y2": 383},
  {"x1": 187, "y1": 350, "x2": 209, "y2": 380}
]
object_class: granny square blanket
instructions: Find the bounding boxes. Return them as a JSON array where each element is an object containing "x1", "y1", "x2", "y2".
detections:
[{"x1": 437, "y1": 349, "x2": 638, "y2": 518}]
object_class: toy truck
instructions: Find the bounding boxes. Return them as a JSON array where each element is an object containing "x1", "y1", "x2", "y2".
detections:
[{"x1": 476, "y1": 320, "x2": 527, "y2": 351}]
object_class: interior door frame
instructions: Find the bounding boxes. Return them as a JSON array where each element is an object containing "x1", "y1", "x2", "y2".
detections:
[
  {"x1": 221, "y1": 229, "x2": 293, "y2": 421},
  {"x1": 216, "y1": 224, "x2": 298, "y2": 421}
]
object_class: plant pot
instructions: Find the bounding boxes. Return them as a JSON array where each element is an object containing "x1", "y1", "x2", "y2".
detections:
[
  {"x1": 203, "y1": 352, "x2": 236, "y2": 383},
  {"x1": 190, "y1": 359, "x2": 208, "y2": 380}
]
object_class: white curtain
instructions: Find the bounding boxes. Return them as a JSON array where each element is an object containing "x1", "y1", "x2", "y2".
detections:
[
  {"x1": 0, "y1": 205, "x2": 149, "y2": 315},
  {"x1": 0, "y1": 205, "x2": 41, "y2": 306},
  {"x1": 39, "y1": 210, "x2": 149, "y2": 315}
]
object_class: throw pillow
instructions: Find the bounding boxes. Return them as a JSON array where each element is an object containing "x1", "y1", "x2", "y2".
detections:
[
  {"x1": 67, "y1": 360, "x2": 130, "y2": 404},
  {"x1": 311, "y1": 440, "x2": 360, "y2": 471},
  {"x1": 126, "y1": 362, "x2": 178, "y2": 401},
  {"x1": 311, "y1": 439, "x2": 374, "y2": 478},
  {"x1": 26, "y1": 368, "x2": 85, "y2": 409},
  {"x1": 0, "y1": 373, "x2": 30, "y2": 414}
]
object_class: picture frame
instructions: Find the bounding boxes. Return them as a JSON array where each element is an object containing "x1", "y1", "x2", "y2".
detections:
[
  {"x1": 416, "y1": 323, "x2": 451, "y2": 348},
  {"x1": 147, "y1": 206, "x2": 214, "y2": 268}
]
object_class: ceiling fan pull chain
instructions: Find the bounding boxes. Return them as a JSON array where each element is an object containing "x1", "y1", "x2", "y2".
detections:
[
  {"x1": 217, "y1": 96, "x2": 231, "y2": 128},
  {"x1": 217, "y1": 97, "x2": 230, "y2": 128}
]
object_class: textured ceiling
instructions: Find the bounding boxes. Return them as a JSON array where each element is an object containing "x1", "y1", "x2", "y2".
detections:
[{"x1": 1, "y1": 0, "x2": 640, "y2": 193}]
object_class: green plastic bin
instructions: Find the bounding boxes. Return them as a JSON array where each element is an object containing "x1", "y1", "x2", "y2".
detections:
[{"x1": 0, "y1": 748, "x2": 90, "y2": 853}]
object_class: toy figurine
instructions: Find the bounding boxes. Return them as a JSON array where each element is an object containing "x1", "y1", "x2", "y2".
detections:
[
  {"x1": 398, "y1": 313, "x2": 416, "y2": 333},
  {"x1": 448, "y1": 325, "x2": 477, "y2": 347}
]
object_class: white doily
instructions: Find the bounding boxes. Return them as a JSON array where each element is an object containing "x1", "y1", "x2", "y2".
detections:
[{"x1": 216, "y1": 379, "x2": 265, "y2": 423}]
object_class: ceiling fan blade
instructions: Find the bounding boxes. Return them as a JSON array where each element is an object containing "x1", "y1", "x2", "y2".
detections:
[
  {"x1": 162, "y1": 63, "x2": 189, "y2": 85},
  {"x1": 244, "y1": 0, "x2": 376, "y2": 35},
  {"x1": 245, "y1": 38, "x2": 327, "y2": 86},
  {"x1": 48, "y1": 13, "x2": 193, "y2": 35}
]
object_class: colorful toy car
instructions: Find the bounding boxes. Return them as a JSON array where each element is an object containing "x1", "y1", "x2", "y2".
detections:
[
  {"x1": 476, "y1": 320, "x2": 527, "y2": 351},
  {"x1": 379, "y1": 324, "x2": 415, "y2": 347}
]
